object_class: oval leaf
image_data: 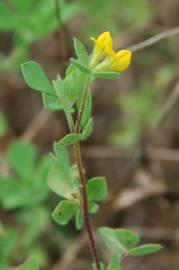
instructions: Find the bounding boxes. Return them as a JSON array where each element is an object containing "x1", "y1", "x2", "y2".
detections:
[
  {"x1": 58, "y1": 133, "x2": 82, "y2": 146},
  {"x1": 21, "y1": 61, "x2": 54, "y2": 94},
  {"x1": 87, "y1": 177, "x2": 108, "y2": 202},
  {"x1": 52, "y1": 200, "x2": 79, "y2": 225},
  {"x1": 114, "y1": 229, "x2": 140, "y2": 250},
  {"x1": 129, "y1": 244, "x2": 163, "y2": 256},
  {"x1": 73, "y1": 37, "x2": 89, "y2": 65},
  {"x1": 47, "y1": 160, "x2": 73, "y2": 199}
]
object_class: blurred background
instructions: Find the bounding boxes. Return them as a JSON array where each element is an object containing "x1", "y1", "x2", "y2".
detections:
[{"x1": 0, "y1": 0, "x2": 179, "y2": 269}]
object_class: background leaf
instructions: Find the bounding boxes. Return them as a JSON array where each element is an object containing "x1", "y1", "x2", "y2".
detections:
[{"x1": 6, "y1": 140, "x2": 37, "y2": 178}]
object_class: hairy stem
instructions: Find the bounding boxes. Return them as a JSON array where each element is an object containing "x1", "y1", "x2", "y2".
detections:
[{"x1": 73, "y1": 142, "x2": 100, "y2": 269}]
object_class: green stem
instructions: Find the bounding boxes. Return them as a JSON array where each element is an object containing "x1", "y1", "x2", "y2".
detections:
[
  {"x1": 75, "y1": 76, "x2": 91, "y2": 133},
  {"x1": 65, "y1": 111, "x2": 75, "y2": 132}
]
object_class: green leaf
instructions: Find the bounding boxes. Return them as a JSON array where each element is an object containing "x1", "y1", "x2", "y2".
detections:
[
  {"x1": 0, "y1": 112, "x2": 8, "y2": 138},
  {"x1": 42, "y1": 93, "x2": 62, "y2": 110},
  {"x1": 107, "y1": 253, "x2": 121, "y2": 270},
  {"x1": 71, "y1": 59, "x2": 91, "y2": 75},
  {"x1": 129, "y1": 244, "x2": 163, "y2": 256},
  {"x1": 0, "y1": 228, "x2": 17, "y2": 269},
  {"x1": 52, "y1": 200, "x2": 79, "y2": 225},
  {"x1": 75, "y1": 209, "x2": 84, "y2": 230},
  {"x1": 98, "y1": 227, "x2": 121, "y2": 252},
  {"x1": 93, "y1": 71, "x2": 119, "y2": 79},
  {"x1": 21, "y1": 61, "x2": 54, "y2": 94},
  {"x1": 0, "y1": 177, "x2": 27, "y2": 209},
  {"x1": 114, "y1": 229, "x2": 140, "y2": 250},
  {"x1": 48, "y1": 144, "x2": 78, "y2": 198},
  {"x1": 58, "y1": 133, "x2": 82, "y2": 146},
  {"x1": 53, "y1": 144, "x2": 70, "y2": 174},
  {"x1": 53, "y1": 77, "x2": 73, "y2": 113},
  {"x1": 6, "y1": 140, "x2": 37, "y2": 178},
  {"x1": 0, "y1": 3, "x2": 17, "y2": 31},
  {"x1": 12, "y1": 0, "x2": 33, "y2": 14},
  {"x1": 87, "y1": 177, "x2": 108, "y2": 202},
  {"x1": 16, "y1": 257, "x2": 38, "y2": 270},
  {"x1": 47, "y1": 159, "x2": 74, "y2": 199},
  {"x1": 89, "y1": 202, "x2": 99, "y2": 214},
  {"x1": 81, "y1": 118, "x2": 93, "y2": 140},
  {"x1": 73, "y1": 38, "x2": 89, "y2": 65}
]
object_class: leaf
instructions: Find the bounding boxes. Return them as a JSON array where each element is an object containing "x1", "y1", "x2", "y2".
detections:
[
  {"x1": 73, "y1": 38, "x2": 89, "y2": 65},
  {"x1": 0, "y1": 3, "x2": 17, "y2": 31},
  {"x1": 33, "y1": 156, "x2": 52, "y2": 201},
  {"x1": 42, "y1": 93, "x2": 62, "y2": 110},
  {"x1": 93, "y1": 71, "x2": 119, "y2": 79},
  {"x1": 53, "y1": 77, "x2": 73, "y2": 113},
  {"x1": 129, "y1": 244, "x2": 163, "y2": 256},
  {"x1": 52, "y1": 200, "x2": 79, "y2": 225},
  {"x1": 16, "y1": 257, "x2": 38, "y2": 270},
  {"x1": 70, "y1": 59, "x2": 91, "y2": 75},
  {"x1": 12, "y1": 0, "x2": 33, "y2": 14},
  {"x1": 58, "y1": 133, "x2": 82, "y2": 146},
  {"x1": 0, "y1": 228, "x2": 17, "y2": 269},
  {"x1": 114, "y1": 229, "x2": 140, "y2": 250},
  {"x1": 47, "y1": 159, "x2": 74, "y2": 199},
  {"x1": 98, "y1": 227, "x2": 121, "y2": 252},
  {"x1": 81, "y1": 118, "x2": 93, "y2": 140},
  {"x1": 107, "y1": 253, "x2": 121, "y2": 270},
  {"x1": 53, "y1": 144, "x2": 70, "y2": 174},
  {"x1": 87, "y1": 177, "x2": 108, "y2": 202},
  {"x1": 75, "y1": 209, "x2": 84, "y2": 230},
  {"x1": 0, "y1": 177, "x2": 26, "y2": 209},
  {"x1": 21, "y1": 61, "x2": 54, "y2": 94},
  {"x1": 89, "y1": 202, "x2": 99, "y2": 214},
  {"x1": 6, "y1": 140, "x2": 38, "y2": 178}
]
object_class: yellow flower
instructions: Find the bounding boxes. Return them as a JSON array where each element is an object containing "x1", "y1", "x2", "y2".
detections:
[
  {"x1": 93, "y1": 49, "x2": 132, "y2": 73},
  {"x1": 90, "y1": 31, "x2": 113, "y2": 68},
  {"x1": 110, "y1": 50, "x2": 132, "y2": 72},
  {"x1": 91, "y1": 31, "x2": 113, "y2": 55}
]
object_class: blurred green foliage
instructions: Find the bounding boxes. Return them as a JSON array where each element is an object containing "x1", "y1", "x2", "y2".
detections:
[
  {"x1": 0, "y1": 0, "x2": 78, "y2": 70},
  {"x1": 111, "y1": 64, "x2": 177, "y2": 147},
  {"x1": 0, "y1": 140, "x2": 51, "y2": 269},
  {"x1": 79, "y1": 0, "x2": 153, "y2": 37}
]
